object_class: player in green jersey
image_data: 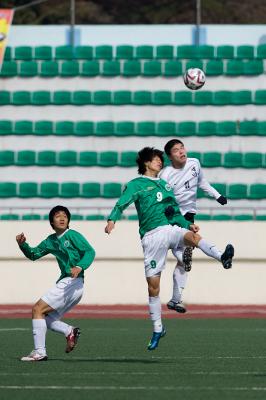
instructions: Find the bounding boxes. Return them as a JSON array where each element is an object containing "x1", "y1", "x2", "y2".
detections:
[
  {"x1": 105, "y1": 147, "x2": 234, "y2": 351},
  {"x1": 16, "y1": 205, "x2": 95, "y2": 361}
]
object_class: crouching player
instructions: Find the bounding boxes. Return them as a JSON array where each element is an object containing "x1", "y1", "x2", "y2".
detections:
[{"x1": 16, "y1": 205, "x2": 95, "y2": 361}]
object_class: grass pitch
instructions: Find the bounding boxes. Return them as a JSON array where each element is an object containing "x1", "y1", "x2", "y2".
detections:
[{"x1": 1, "y1": 318, "x2": 266, "y2": 400}]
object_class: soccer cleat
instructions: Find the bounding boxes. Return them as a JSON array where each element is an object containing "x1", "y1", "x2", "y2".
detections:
[
  {"x1": 65, "y1": 327, "x2": 81, "y2": 353},
  {"x1": 21, "y1": 350, "x2": 48, "y2": 362},
  {"x1": 167, "y1": 300, "x2": 187, "y2": 313},
  {"x1": 183, "y1": 246, "x2": 193, "y2": 272},
  {"x1": 221, "y1": 244, "x2": 234, "y2": 269},
  {"x1": 147, "y1": 326, "x2": 166, "y2": 351}
]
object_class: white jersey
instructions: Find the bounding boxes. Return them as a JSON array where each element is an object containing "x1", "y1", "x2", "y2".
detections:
[{"x1": 159, "y1": 158, "x2": 221, "y2": 215}]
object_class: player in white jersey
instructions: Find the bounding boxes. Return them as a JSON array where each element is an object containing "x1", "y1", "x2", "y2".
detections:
[{"x1": 160, "y1": 139, "x2": 227, "y2": 313}]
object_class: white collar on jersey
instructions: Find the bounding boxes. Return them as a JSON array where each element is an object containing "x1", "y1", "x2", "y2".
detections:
[{"x1": 141, "y1": 175, "x2": 160, "y2": 181}]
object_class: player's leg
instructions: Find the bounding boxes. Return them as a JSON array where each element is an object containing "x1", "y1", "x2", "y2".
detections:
[{"x1": 167, "y1": 261, "x2": 187, "y2": 313}]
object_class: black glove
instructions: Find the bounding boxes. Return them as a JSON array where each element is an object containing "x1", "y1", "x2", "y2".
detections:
[
  {"x1": 217, "y1": 195, "x2": 227, "y2": 205},
  {"x1": 164, "y1": 205, "x2": 175, "y2": 218}
]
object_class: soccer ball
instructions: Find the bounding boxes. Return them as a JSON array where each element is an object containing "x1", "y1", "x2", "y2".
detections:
[{"x1": 184, "y1": 68, "x2": 205, "y2": 90}]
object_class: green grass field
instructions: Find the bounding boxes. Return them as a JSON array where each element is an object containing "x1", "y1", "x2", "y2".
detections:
[{"x1": 1, "y1": 318, "x2": 266, "y2": 400}]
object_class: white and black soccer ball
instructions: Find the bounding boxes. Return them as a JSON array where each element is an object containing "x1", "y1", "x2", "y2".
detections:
[{"x1": 184, "y1": 68, "x2": 205, "y2": 90}]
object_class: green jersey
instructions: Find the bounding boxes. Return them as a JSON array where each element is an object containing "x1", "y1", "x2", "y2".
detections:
[
  {"x1": 19, "y1": 229, "x2": 95, "y2": 282},
  {"x1": 108, "y1": 176, "x2": 191, "y2": 238}
]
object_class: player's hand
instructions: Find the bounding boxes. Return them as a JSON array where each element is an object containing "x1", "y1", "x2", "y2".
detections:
[
  {"x1": 105, "y1": 220, "x2": 115, "y2": 235},
  {"x1": 189, "y1": 224, "x2": 199, "y2": 233},
  {"x1": 16, "y1": 232, "x2": 26, "y2": 245},
  {"x1": 71, "y1": 266, "x2": 82, "y2": 278},
  {"x1": 217, "y1": 195, "x2": 227, "y2": 205}
]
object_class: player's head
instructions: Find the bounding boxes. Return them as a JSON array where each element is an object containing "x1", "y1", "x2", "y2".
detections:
[
  {"x1": 49, "y1": 205, "x2": 71, "y2": 231},
  {"x1": 136, "y1": 147, "x2": 164, "y2": 175},
  {"x1": 164, "y1": 139, "x2": 187, "y2": 167}
]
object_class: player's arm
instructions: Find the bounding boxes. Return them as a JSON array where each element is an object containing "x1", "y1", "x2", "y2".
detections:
[
  {"x1": 69, "y1": 231, "x2": 96, "y2": 277},
  {"x1": 198, "y1": 166, "x2": 227, "y2": 205},
  {"x1": 16, "y1": 233, "x2": 50, "y2": 261}
]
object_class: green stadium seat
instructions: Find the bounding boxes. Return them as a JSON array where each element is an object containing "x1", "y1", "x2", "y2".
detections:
[
  {"x1": 0, "y1": 150, "x2": 15, "y2": 166},
  {"x1": 0, "y1": 61, "x2": 18, "y2": 77},
  {"x1": 228, "y1": 184, "x2": 248, "y2": 199},
  {"x1": 156, "y1": 121, "x2": 177, "y2": 137},
  {"x1": 135, "y1": 45, "x2": 153, "y2": 59},
  {"x1": 193, "y1": 91, "x2": 213, "y2": 106},
  {"x1": 16, "y1": 150, "x2": 36, "y2": 166},
  {"x1": 115, "y1": 121, "x2": 135, "y2": 136},
  {"x1": 216, "y1": 121, "x2": 237, "y2": 136},
  {"x1": 19, "y1": 61, "x2": 38, "y2": 77},
  {"x1": 185, "y1": 59, "x2": 203, "y2": 71},
  {"x1": 119, "y1": 151, "x2": 137, "y2": 167},
  {"x1": 74, "y1": 45, "x2": 93, "y2": 60},
  {"x1": 0, "y1": 91, "x2": 11, "y2": 105},
  {"x1": 205, "y1": 60, "x2": 223, "y2": 76},
  {"x1": 34, "y1": 46, "x2": 52, "y2": 60},
  {"x1": 173, "y1": 91, "x2": 193, "y2": 105},
  {"x1": 223, "y1": 152, "x2": 243, "y2": 168},
  {"x1": 96, "y1": 121, "x2": 114, "y2": 136},
  {"x1": 40, "y1": 61, "x2": 59, "y2": 77},
  {"x1": 55, "y1": 45, "x2": 73, "y2": 60},
  {"x1": 22, "y1": 214, "x2": 42, "y2": 220},
  {"x1": 226, "y1": 60, "x2": 244, "y2": 76},
  {"x1": 60, "y1": 61, "x2": 79, "y2": 77},
  {"x1": 18, "y1": 182, "x2": 38, "y2": 198},
  {"x1": 257, "y1": 44, "x2": 266, "y2": 59},
  {"x1": 156, "y1": 45, "x2": 174, "y2": 59},
  {"x1": 12, "y1": 91, "x2": 31, "y2": 106},
  {"x1": 95, "y1": 45, "x2": 113, "y2": 59},
  {"x1": 113, "y1": 91, "x2": 132, "y2": 105},
  {"x1": 93, "y1": 91, "x2": 112, "y2": 105},
  {"x1": 71, "y1": 91, "x2": 91, "y2": 105},
  {"x1": 53, "y1": 91, "x2": 72, "y2": 105},
  {"x1": 102, "y1": 60, "x2": 120, "y2": 76},
  {"x1": 116, "y1": 45, "x2": 134, "y2": 60},
  {"x1": 39, "y1": 182, "x2": 59, "y2": 198},
  {"x1": 177, "y1": 121, "x2": 196, "y2": 136},
  {"x1": 36, "y1": 151, "x2": 56, "y2": 166},
  {"x1": 243, "y1": 60, "x2": 264, "y2": 75},
  {"x1": 57, "y1": 151, "x2": 77, "y2": 166},
  {"x1": 255, "y1": 215, "x2": 266, "y2": 221},
  {"x1": 4, "y1": 46, "x2": 11, "y2": 61},
  {"x1": 177, "y1": 45, "x2": 197, "y2": 59},
  {"x1": 233, "y1": 214, "x2": 253, "y2": 221},
  {"x1": 102, "y1": 183, "x2": 122, "y2": 198},
  {"x1": 122, "y1": 60, "x2": 141, "y2": 77},
  {"x1": 212, "y1": 183, "x2": 227, "y2": 196},
  {"x1": 258, "y1": 121, "x2": 266, "y2": 136},
  {"x1": 35, "y1": 120, "x2": 53, "y2": 136},
  {"x1": 201, "y1": 152, "x2": 222, "y2": 168},
  {"x1": 74, "y1": 121, "x2": 94, "y2": 136},
  {"x1": 0, "y1": 182, "x2": 16, "y2": 197},
  {"x1": 254, "y1": 90, "x2": 266, "y2": 105},
  {"x1": 132, "y1": 91, "x2": 152, "y2": 105},
  {"x1": 248, "y1": 184, "x2": 266, "y2": 199},
  {"x1": 143, "y1": 61, "x2": 162, "y2": 77},
  {"x1": 197, "y1": 121, "x2": 217, "y2": 136},
  {"x1": 71, "y1": 214, "x2": 84, "y2": 221},
  {"x1": 60, "y1": 182, "x2": 80, "y2": 198},
  {"x1": 136, "y1": 121, "x2": 156, "y2": 136},
  {"x1": 14, "y1": 46, "x2": 32, "y2": 60},
  {"x1": 78, "y1": 151, "x2": 98, "y2": 166},
  {"x1": 14, "y1": 120, "x2": 33, "y2": 135},
  {"x1": 31, "y1": 91, "x2": 51, "y2": 106},
  {"x1": 231, "y1": 90, "x2": 252, "y2": 105},
  {"x1": 81, "y1": 61, "x2": 100, "y2": 77},
  {"x1": 81, "y1": 182, "x2": 101, "y2": 198},
  {"x1": 216, "y1": 45, "x2": 234, "y2": 59},
  {"x1": 196, "y1": 45, "x2": 215, "y2": 59},
  {"x1": 242, "y1": 152, "x2": 263, "y2": 168},
  {"x1": 163, "y1": 60, "x2": 183, "y2": 77},
  {"x1": 187, "y1": 151, "x2": 202, "y2": 162},
  {"x1": 152, "y1": 91, "x2": 172, "y2": 105},
  {"x1": 0, "y1": 120, "x2": 12, "y2": 135},
  {"x1": 0, "y1": 214, "x2": 19, "y2": 220},
  {"x1": 98, "y1": 151, "x2": 118, "y2": 167},
  {"x1": 212, "y1": 214, "x2": 233, "y2": 221},
  {"x1": 236, "y1": 45, "x2": 254, "y2": 59},
  {"x1": 55, "y1": 121, "x2": 74, "y2": 136},
  {"x1": 196, "y1": 214, "x2": 211, "y2": 220},
  {"x1": 85, "y1": 214, "x2": 105, "y2": 220},
  {"x1": 239, "y1": 120, "x2": 258, "y2": 136}
]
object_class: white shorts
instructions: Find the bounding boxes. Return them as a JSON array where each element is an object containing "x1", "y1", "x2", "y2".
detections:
[
  {"x1": 141, "y1": 225, "x2": 188, "y2": 278},
  {"x1": 41, "y1": 277, "x2": 83, "y2": 317}
]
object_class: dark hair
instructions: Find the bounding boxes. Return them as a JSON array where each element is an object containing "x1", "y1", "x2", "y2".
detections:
[
  {"x1": 164, "y1": 139, "x2": 184, "y2": 156},
  {"x1": 136, "y1": 147, "x2": 164, "y2": 175},
  {"x1": 49, "y1": 205, "x2": 71, "y2": 229}
]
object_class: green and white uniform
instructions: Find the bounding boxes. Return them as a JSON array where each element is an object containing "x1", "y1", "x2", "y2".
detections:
[{"x1": 108, "y1": 176, "x2": 191, "y2": 277}]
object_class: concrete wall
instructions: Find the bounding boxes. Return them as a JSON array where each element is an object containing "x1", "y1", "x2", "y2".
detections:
[{"x1": 1, "y1": 220, "x2": 266, "y2": 304}]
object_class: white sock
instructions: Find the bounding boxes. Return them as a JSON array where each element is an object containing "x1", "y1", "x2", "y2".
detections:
[
  {"x1": 32, "y1": 319, "x2": 47, "y2": 355},
  {"x1": 148, "y1": 296, "x2": 162, "y2": 333},
  {"x1": 198, "y1": 239, "x2": 222, "y2": 261},
  {"x1": 45, "y1": 315, "x2": 72, "y2": 337},
  {"x1": 172, "y1": 264, "x2": 187, "y2": 303}
]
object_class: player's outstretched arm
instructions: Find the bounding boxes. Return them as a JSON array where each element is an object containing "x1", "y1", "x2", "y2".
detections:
[
  {"x1": 105, "y1": 220, "x2": 115, "y2": 235},
  {"x1": 16, "y1": 232, "x2": 26, "y2": 246}
]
